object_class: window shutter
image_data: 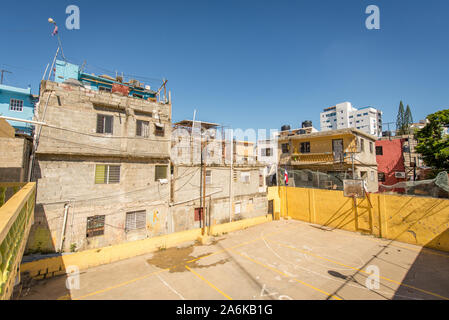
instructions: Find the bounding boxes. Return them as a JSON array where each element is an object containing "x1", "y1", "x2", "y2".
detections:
[
  {"x1": 96, "y1": 115, "x2": 104, "y2": 133},
  {"x1": 136, "y1": 120, "x2": 142, "y2": 136},
  {"x1": 126, "y1": 210, "x2": 146, "y2": 231},
  {"x1": 105, "y1": 116, "x2": 113, "y2": 134},
  {"x1": 108, "y1": 165, "x2": 120, "y2": 183},
  {"x1": 142, "y1": 121, "x2": 149, "y2": 137},
  {"x1": 95, "y1": 165, "x2": 106, "y2": 184}
]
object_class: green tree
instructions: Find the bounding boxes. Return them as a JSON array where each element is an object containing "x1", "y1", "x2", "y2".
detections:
[
  {"x1": 396, "y1": 101, "x2": 406, "y2": 135},
  {"x1": 404, "y1": 105, "x2": 414, "y2": 133},
  {"x1": 415, "y1": 109, "x2": 449, "y2": 170}
]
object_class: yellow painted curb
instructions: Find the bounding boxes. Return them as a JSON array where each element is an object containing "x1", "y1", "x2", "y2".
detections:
[{"x1": 20, "y1": 214, "x2": 272, "y2": 279}]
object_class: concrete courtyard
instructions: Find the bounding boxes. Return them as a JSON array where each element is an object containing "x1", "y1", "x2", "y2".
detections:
[{"x1": 18, "y1": 219, "x2": 449, "y2": 300}]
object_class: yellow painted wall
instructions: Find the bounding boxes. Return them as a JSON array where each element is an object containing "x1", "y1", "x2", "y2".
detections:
[
  {"x1": 268, "y1": 186, "x2": 449, "y2": 252},
  {"x1": 289, "y1": 134, "x2": 356, "y2": 155}
]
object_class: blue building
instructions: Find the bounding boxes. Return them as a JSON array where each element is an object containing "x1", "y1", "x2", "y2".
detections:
[{"x1": 0, "y1": 84, "x2": 36, "y2": 135}]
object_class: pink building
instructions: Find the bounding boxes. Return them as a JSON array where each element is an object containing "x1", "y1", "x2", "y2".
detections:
[{"x1": 375, "y1": 139, "x2": 406, "y2": 186}]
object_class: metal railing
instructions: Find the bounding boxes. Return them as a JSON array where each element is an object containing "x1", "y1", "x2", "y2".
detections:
[{"x1": 0, "y1": 182, "x2": 36, "y2": 300}]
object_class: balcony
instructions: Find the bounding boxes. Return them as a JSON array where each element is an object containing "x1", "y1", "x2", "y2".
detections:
[
  {"x1": 0, "y1": 182, "x2": 36, "y2": 300},
  {"x1": 280, "y1": 152, "x2": 338, "y2": 166}
]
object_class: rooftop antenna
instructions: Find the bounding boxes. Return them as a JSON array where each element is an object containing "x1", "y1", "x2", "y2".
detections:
[
  {"x1": 48, "y1": 17, "x2": 67, "y2": 62},
  {"x1": 0, "y1": 69, "x2": 12, "y2": 84}
]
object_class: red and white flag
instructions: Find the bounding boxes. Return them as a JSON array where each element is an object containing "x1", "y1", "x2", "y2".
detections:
[
  {"x1": 284, "y1": 169, "x2": 288, "y2": 185},
  {"x1": 52, "y1": 25, "x2": 58, "y2": 36}
]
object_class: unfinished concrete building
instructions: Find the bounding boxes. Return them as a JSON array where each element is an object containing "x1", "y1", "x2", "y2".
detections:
[
  {"x1": 26, "y1": 61, "x2": 172, "y2": 253},
  {"x1": 170, "y1": 120, "x2": 268, "y2": 231}
]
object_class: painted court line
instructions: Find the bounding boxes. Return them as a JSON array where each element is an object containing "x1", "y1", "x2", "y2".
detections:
[
  {"x1": 267, "y1": 239, "x2": 449, "y2": 301},
  {"x1": 227, "y1": 247, "x2": 342, "y2": 300},
  {"x1": 72, "y1": 268, "x2": 168, "y2": 300},
  {"x1": 185, "y1": 265, "x2": 232, "y2": 300}
]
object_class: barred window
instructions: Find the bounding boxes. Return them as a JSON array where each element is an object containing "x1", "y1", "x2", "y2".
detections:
[
  {"x1": 281, "y1": 143, "x2": 289, "y2": 154},
  {"x1": 136, "y1": 120, "x2": 150, "y2": 137},
  {"x1": 86, "y1": 215, "x2": 105, "y2": 237},
  {"x1": 125, "y1": 210, "x2": 146, "y2": 232},
  {"x1": 9, "y1": 99, "x2": 23, "y2": 111},
  {"x1": 96, "y1": 114, "x2": 113, "y2": 134},
  {"x1": 95, "y1": 164, "x2": 120, "y2": 184}
]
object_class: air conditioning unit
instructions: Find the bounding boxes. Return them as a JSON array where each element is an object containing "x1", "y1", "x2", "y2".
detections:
[{"x1": 395, "y1": 172, "x2": 406, "y2": 178}]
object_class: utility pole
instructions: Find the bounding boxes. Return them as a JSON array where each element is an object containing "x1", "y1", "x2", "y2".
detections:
[
  {"x1": 229, "y1": 130, "x2": 233, "y2": 223},
  {"x1": 0, "y1": 69, "x2": 12, "y2": 84}
]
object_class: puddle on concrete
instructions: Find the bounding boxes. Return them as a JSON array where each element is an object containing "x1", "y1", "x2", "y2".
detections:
[{"x1": 146, "y1": 239, "x2": 229, "y2": 273}]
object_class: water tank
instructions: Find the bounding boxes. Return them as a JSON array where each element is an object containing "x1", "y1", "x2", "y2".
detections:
[
  {"x1": 281, "y1": 125, "x2": 291, "y2": 132},
  {"x1": 302, "y1": 120, "x2": 312, "y2": 128}
]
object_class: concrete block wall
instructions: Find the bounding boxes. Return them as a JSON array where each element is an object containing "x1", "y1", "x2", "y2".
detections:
[
  {"x1": 36, "y1": 80, "x2": 171, "y2": 158},
  {"x1": 27, "y1": 156, "x2": 170, "y2": 253},
  {"x1": 0, "y1": 136, "x2": 31, "y2": 182}
]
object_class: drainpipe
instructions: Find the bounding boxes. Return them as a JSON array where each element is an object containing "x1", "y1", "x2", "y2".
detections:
[{"x1": 59, "y1": 203, "x2": 70, "y2": 252}]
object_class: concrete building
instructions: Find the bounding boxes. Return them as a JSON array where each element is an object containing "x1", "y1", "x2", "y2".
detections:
[
  {"x1": 0, "y1": 84, "x2": 37, "y2": 135},
  {"x1": 320, "y1": 102, "x2": 382, "y2": 137},
  {"x1": 0, "y1": 119, "x2": 32, "y2": 182},
  {"x1": 375, "y1": 139, "x2": 406, "y2": 186},
  {"x1": 278, "y1": 127, "x2": 379, "y2": 192},
  {"x1": 170, "y1": 120, "x2": 268, "y2": 230},
  {"x1": 26, "y1": 63, "x2": 172, "y2": 253}
]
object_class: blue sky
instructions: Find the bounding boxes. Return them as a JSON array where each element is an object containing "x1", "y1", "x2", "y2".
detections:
[{"x1": 1, "y1": 0, "x2": 448, "y2": 134}]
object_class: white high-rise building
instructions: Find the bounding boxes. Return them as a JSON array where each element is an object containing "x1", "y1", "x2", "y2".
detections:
[{"x1": 320, "y1": 102, "x2": 382, "y2": 137}]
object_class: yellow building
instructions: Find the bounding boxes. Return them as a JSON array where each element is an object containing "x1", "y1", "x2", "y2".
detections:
[{"x1": 277, "y1": 128, "x2": 378, "y2": 192}]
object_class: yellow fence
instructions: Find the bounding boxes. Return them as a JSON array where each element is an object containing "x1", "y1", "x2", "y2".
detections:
[
  {"x1": 0, "y1": 182, "x2": 36, "y2": 300},
  {"x1": 268, "y1": 186, "x2": 449, "y2": 252}
]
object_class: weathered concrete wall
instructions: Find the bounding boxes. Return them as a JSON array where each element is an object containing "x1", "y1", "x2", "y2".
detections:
[
  {"x1": 0, "y1": 136, "x2": 31, "y2": 182},
  {"x1": 36, "y1": 80, "x2": 171, "y2": 158},
  {"x1": 21, "y1": 215, "x2": 273, "y2": 280},
  {"x1": 27, "y1": 80, "x2": 173, "y2": 253},
  {"x1": 269, "y1": 186, "x2": 449, "y2": 252},
  {"x1": 171, "y1": 165, "x2": 267, "y2": 231},
  {"x1": 27, "y1": 156, "x2": 170, "y2": 253}
]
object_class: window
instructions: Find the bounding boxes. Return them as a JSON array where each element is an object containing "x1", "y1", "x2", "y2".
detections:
[
  {"x1": 95, "y1": 165, "x2": 120, "y2": 184},
  {"x1": 125, "y1": 210, "x2": 146, "y2": 232},
  {"x1": 370, "y1": 171, "x2": 375, "y2": 181},
  {"x1": 234, "y1": 202, "x2": 241, "y2": 214},
  {"x1": 300, "y1": 142, "x2": 310, "y2": 153},
  {"x1": 369, "y1": 142, "x2": 373, "y2": 153},
  {"x1": 262, "y1": 148, "x2": 272, "y2": 156},
  {"x1": 9, "y1": 99, "x2": 23, "y2": 111},
  {"x1": 99, "y1": 86, "x2": 112, "y2": 93},
  {"x1": 376, "y1": 146, "x2": 383, "y2": 155},
  {"x1": 360, "y1": 138, "x2": 365, "y2": 152},
  {"x1": 378, "y1": 172, "x2": 386, "y2": 182},
  {"x1": 133, "y1": 93, "x2": 143, "y2": 99},
  {"x1": 205, "y1": 170, "x2": 211, "y2": 185},
  {"x1": 96, "y1": 114, "x2": 113, "y2": 134},
  {"x1": 281, "y1": 143, "x2": 289, "y2": 154},
  {"x1": 136, "y1": 120, "x2": 150, "y2": 137},
  {"x1": 240, "y1": 172, "x2": 250, "y2": 183},
  {"x1": 155, "y1": 165, "x2": 168, "y2": 181},
  {"x1": 86, "y1": 215, "x2": 105, "y2": 237},
  {"x1": 154, "y1": 123, "x2": 165, "y2": 137}
]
